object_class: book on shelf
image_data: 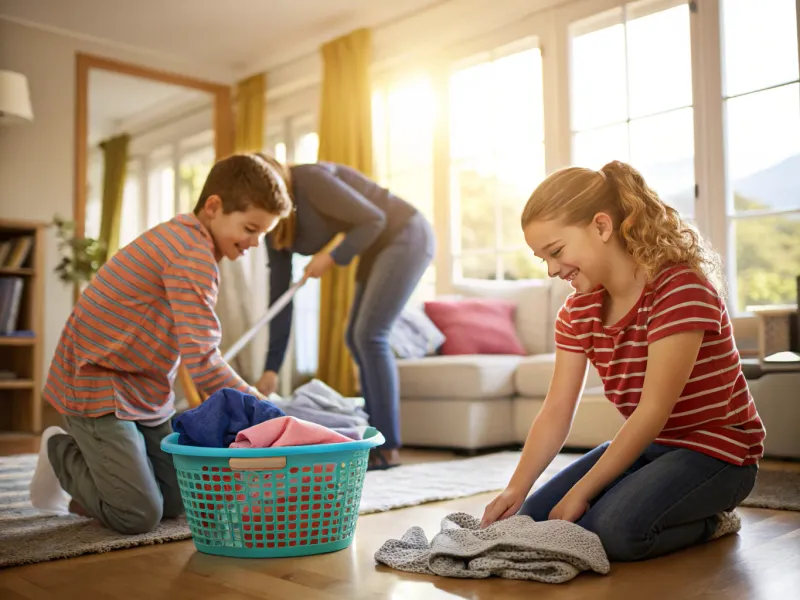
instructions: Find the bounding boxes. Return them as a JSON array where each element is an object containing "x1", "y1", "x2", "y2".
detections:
[
  {"x1": 0, "y1": 276, "x2": 24, "y2": 334},
  {"x1": 0, "y1": 235, "x2": 33, "y2": 269}
]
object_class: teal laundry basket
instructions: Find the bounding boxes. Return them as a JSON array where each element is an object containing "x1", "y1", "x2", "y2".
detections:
[{"x1": 160, "y1": 427, "x2": 384, "y2": 558}]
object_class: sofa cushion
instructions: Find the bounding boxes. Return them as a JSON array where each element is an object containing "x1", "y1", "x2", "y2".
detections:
[
  {"x1": 424, "y1": 298, "x2": 527, "y2": 356},
  {"x1": 398, "y1": 355, "x2": 522, "y2": 399},
  {"x1": 452, "y1": 279, "x2": 553, "y2": 355},
  {"x1": 515, "y1": 353, "x2": 604, "y2": 397}
]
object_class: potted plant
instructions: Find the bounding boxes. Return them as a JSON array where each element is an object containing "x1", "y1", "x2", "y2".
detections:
[{"x1": 51, "y1": 215, "x2": 106, "y2": 285}]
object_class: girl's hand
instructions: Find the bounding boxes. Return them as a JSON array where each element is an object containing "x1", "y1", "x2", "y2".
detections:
[
  {"x1": 480, "y1": 487, "x2": 527, "y2": 528},
  {"x1": 549, "y1": 488, "x2": 591, "y2": 522},
  {"x1": 304, "y1": 252, "x2": 335, "y2": 279}
]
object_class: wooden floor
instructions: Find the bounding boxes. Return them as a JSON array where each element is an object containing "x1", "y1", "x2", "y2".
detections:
[{"x1": 1, "y1": 437, "x2": 799, "y2": 599}]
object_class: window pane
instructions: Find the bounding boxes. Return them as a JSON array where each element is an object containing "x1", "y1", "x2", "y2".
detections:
[
  {"x1": 274, "y1": 142, "x2": 287, "y2": 164},
  {"x1": 494, "y1": 48, "x2": 545, "y2": 144},
  {"x1": 573, "y1": 123, "x2": 629, "y2": 168},
  {"x1": 372, "y1": 89, "x2": 388, "y2": 181},
  {"x1": 388, "y1": 76, "x2": 435, "y2": 170},
  {"x1": 496, "y1": 145, "x2": 545, "y2": 249},
  {"x1": 119, "y1": 169, "x2": 141, "y2": 249},
  {"x1": 733, "y1": 213, "x2": 800, "y2": 312},
  {"x1": 459, "y1": 252, "x2": 497, "y2": 280},
  {"x1": 449, "y1": 45, "x2": 546, "y2": 280},
  {"x1": 500, "y1": 249, "x2": 549, "y2": 281},
  {"x1": 570, "y1": 9, "x2": 628, "y2": 130},
  {"x1": 452, "y1": 159, "x2": 496, "y2": 252},
  {"x1": 388, "y1": 169, "x2": 434, "y2": 224},
  {"x1": 147, "y1": 162, "x2": 175, "y2": 228},
  {"x1": 178, "y1": 146, "x2": 214, "y2": 215},
  {"x1": 726, "y1": 84, "x2": 800, "y2": 213},
  {"x1": 722, "y1": 0, "x2": 799, "y2": 97},
  {"x1": 450, "y1": 62, "x2": 495, "y2": 161},
  {"x1": 626, "y1": 1, "x2": 692, "y2": 117},
  {"x1": 629, "y1": 107, "x2": 695, "y2": 217},
  {"x1": 295, "y1": 132, "x2": 319, "y2": 164}
]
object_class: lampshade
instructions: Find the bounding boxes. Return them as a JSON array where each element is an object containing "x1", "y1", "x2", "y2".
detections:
[{"x1": 0, "y1": 70, "x2": 34, "y2": 124}]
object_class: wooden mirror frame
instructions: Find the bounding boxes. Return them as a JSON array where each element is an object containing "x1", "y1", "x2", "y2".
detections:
[{"x1": 72, "y1": 52, "x2": 233, "y2": 406}]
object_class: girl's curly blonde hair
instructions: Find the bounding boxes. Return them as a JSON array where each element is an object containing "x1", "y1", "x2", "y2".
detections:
[{"x1": 520, "y1": 160, "x2": 724, "y2": 293}]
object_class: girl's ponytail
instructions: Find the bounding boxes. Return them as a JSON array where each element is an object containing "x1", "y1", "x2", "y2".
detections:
[{"x1": 600, "y1": 160, "x2": 723, "y2": 293}]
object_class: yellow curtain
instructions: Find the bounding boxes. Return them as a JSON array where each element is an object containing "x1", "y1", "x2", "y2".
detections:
[
  {"x1": 235, "y1": 74, "x2": 265, "y2": 152},
  {"x1": 98, "y1": 133, "x2": 129, "y2": 262},
  {"x1": 316, "y1": 28, "x2": 373, "y2": 397},
  {"x1": 181, "y1": 74, "x2": 266, "y2": 408}
]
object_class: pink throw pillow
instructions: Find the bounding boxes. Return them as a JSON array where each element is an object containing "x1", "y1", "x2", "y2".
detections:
[{"x1": 423, "y1": 298, "x2": 527, "y2": 356}]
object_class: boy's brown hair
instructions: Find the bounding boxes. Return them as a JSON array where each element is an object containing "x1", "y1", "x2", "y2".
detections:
[{"x1": 193, "y1": 153, "x2": 293, "y2": 217}]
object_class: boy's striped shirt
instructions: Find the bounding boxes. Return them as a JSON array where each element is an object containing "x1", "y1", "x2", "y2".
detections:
[
  {"x1": 555, "y1": 264, "x2": 765, "y2": 466},
  {"x1": 44, "y1": 214, "x2": 259, "y2": 425}
]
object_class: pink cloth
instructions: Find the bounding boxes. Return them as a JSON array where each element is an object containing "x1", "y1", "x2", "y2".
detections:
[{"x1": 228, "y1": 416, "x2": 353, "y2": 449}]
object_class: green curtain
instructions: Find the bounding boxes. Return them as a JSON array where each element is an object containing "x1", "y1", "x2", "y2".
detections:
[{"x1": 98, "y1": 133, "x2": 130, "y2": 262}]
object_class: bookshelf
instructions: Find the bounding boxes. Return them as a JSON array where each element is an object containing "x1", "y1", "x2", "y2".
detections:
[{"x1": 0, "y1": 218, "x2": 45, "y2": 434}]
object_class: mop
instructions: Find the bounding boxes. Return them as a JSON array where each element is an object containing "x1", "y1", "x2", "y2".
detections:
[
  {"x1": 222, "y1": 277, "x2": 307, "y2": 363},
  {"x1": 180, "y1": 278, "x2": 307, "y2": 408}
]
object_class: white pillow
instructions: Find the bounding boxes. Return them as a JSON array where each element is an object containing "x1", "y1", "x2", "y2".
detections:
[{"x1": 389, "y1": 306, "x2": 446, "y2": 359}]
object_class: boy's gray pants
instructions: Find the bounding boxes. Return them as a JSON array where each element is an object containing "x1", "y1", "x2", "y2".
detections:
[{"x1": 48, "y1": 414, "x2": 184, "y2": 534}]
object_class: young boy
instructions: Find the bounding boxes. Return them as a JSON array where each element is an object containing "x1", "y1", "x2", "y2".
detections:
[{"x1": 30, "y1": 153, "x2": 293, "y2": 534}]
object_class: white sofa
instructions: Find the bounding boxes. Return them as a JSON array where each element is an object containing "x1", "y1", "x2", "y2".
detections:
[{"x1": 397, "y1": 278, "x2": 800, "y2": 459}]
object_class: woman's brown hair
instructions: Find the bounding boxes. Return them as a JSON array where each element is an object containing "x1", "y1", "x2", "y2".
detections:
[{"x1": 255, "y1": 153, "x2": 296, "y2": 250}]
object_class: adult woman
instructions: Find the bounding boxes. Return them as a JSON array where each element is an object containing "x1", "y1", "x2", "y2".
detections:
[{"x1": 254, "y1": 155, "x2": 435, "y2": 469}]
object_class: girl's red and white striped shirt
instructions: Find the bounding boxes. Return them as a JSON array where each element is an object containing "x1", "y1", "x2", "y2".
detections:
[{"x1": 555, "y1": 264, "x2": 765, "y2": 466}]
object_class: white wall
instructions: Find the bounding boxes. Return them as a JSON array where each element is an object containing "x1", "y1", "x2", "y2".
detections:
[{"x1": 0, "y1": 19, "x2": 234, "y2": 378}]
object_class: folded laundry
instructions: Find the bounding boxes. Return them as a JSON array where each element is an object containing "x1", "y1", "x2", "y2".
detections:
[
  {"x1": 172, "y1": 388, "x2": 285, "y2": 447},
  {"x1": 229, "y1": 416, "x2": 354, "y2": 448},
  {"x1": 270, "y1": 379, "x2": 370, "y2": 430},
  {"x1": 374, "y1": 512, "x2": 610, "y2": 584}
]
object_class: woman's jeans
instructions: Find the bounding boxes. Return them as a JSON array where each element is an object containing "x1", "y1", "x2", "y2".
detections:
[
  {"x1": 345, "y1": 212, "x2": 435, "y2": 450},
  {"x1": 519, "y1": 441, "x2": 758, "y2": 561}
]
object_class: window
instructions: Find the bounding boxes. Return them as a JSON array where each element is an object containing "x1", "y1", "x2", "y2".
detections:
[
  {"x1": 721, "y1": 0, "x2": 800, "y2": 312},
  {"x1": 372, "y1": 72, "x2": 437, "y2": 300},
  {"x1": 294, "y1": 132, "x2": 319, "y2": 165},
  {"x1": 448, "y1": 44, "x2": 548, "y2": 281},
  {"x1": 264, "y1": 113, "x2": 321, "y2": 377},
  {"x1": 146, "y1": 145, "x2": 176, "y2": 230},
  {"x1": 568, "y1": 0, "x2": 695, "y2": 217},
  {"x1": 119, "y1": 160, "x2": 143, "y2": 249},
  {"x1": 177, "y1": 140, "x2": 214, "y2": 214}
]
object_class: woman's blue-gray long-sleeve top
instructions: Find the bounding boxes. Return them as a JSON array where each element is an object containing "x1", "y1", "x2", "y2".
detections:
[{"x1": 264, "y1": 162, "x2": 418, "y2": 373}]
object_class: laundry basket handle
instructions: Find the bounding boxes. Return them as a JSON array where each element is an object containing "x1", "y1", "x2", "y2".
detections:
[{"x1": 229, "y1": 457, "x2": 287, "y2": 471}]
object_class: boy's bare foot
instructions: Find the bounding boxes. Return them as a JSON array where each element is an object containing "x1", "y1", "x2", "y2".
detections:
[{"x1": 68, "y1": 499, "x2": 91, "y2": 518}]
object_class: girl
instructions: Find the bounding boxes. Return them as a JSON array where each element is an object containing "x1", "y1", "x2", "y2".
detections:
[
  {"x1": 481, "y1": 160, "x2": 765, "y2": 562},
  {"x1": 254, "y1": 156, "x2": 435, "y2": 470}
]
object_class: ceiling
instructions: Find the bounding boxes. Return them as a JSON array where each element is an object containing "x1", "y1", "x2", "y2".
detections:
[
  {"x1": 87, "y1": 70, "x2": 209, "y2": 144},
  {"x1": 0, "y1": 0, "x2": 446, "y2": 80}
]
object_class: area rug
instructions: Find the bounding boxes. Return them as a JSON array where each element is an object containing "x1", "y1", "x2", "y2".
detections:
[{"x1": 2, "y1": 451, "x2": 797, "y2": 568}]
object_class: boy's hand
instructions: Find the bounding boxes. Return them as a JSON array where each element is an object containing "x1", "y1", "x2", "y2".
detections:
[
  {"x1": 304, "y1": 252, "x2": 335, "y2": 279},
  {"x1": 256, "y1": 370, "x2": 279, "y2": 396},
  {"x1": 480, "y1": 487, "x2": 526, "y2": 528}
]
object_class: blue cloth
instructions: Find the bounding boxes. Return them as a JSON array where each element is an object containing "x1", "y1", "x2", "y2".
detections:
[
  {"x1": 518, "y1": 441, "x2": 758, "y2": 562},
  {"x1": 172, "y1": 388, "x2": 285, "y2": 447}
]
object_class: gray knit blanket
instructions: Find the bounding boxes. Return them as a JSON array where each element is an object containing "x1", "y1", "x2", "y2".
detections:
[{"x1": 374, "y1": 512, "x2": 610, "y2": 584}]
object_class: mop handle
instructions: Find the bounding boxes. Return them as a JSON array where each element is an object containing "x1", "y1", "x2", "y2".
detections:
[{"x1": 221, "y1": 277, "x2": 306, "y2": 363}]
